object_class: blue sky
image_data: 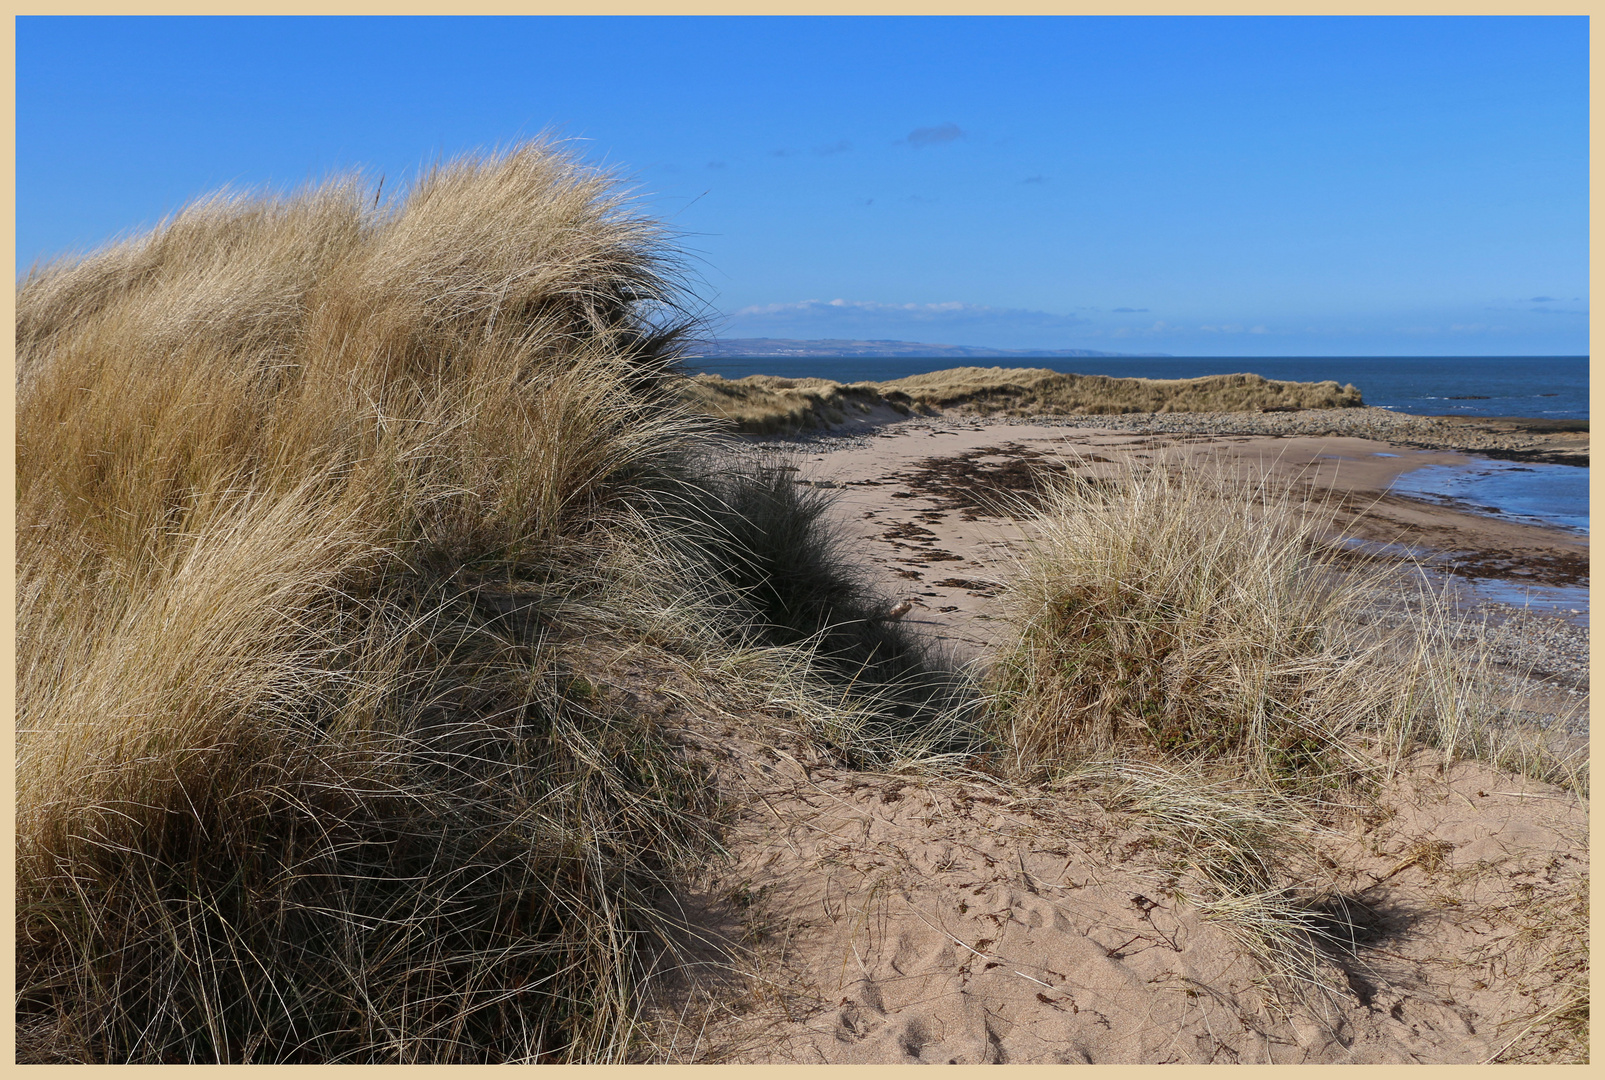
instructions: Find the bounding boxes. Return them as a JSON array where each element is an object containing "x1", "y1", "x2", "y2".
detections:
[{"x1": 17, "y1": 15, "x2": 1588, "y2": 356}]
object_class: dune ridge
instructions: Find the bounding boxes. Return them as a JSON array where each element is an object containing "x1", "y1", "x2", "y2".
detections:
[{"x1": 680, "y1": 365, "x2": 1363, "y2": 433}]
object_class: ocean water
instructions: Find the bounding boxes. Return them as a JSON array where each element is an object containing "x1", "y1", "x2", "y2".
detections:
[
  {"x1": 1389, "y1": 459, "x2": 1589, "y2": 535},
  {"x1": 1366, "y1": 456, "x2": 1590, "y2": 624},
  {"x1": 688, "y1": 354, "x2": 1589, "y2": 421}
]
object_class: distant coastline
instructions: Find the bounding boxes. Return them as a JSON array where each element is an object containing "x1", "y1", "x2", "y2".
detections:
[
  {"x1": 685, "y1": 337, "x2": 1170, "y2": 359},
  {"x1": 685, "y1": 353, "x2": 1588, "y2": 424}
]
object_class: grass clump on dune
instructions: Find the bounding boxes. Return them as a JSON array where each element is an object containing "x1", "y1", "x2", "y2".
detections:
[
  {"x1": 982, "y1": 457, "x2": 1586, "y2": 1019},
  {"x1": 987, "y1": 460, "x2": 1401, "y2": 791},
  {"x1": 16, "y1": 142, "x2": 711, "y2": 1063},
  {"x1": 877, "y1": 365, "x2": 1363, "y2": 415},
  {"x1": 14, "y1": 141, "x2": 965, "y2": 1064},
  {"x1": 984, "y1": 457, "x2": 1579, "y2": 795}
]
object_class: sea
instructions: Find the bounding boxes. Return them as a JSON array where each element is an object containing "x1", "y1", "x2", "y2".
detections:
[{"x1": 690, "y1": 353, "x2": 1590, "y2": 617}]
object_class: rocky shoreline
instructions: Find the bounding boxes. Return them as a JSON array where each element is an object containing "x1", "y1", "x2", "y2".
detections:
[
  {"x1": 761, "y1": 405, "x2": 1587, "y2": 465},
  {"x1": 1004, "y1": 407, "x2": 1588, "y2": 465}
]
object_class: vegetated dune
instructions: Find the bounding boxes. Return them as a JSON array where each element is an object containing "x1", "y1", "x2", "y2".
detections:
[
  {"x1": 878, "y1": 365, "x2": 1363, "y2": 415},
  {"x1": 679, "y1": 373, "x2": 893, "y2": 434},
  {"x1": 14, "y1": 142, "x2": 962, "y2": 1064},
  {"x1": 680, "y1": 366, "x2": 1364, "y2": 433},
  {"x1": 17, "y1": 141, "x2": 1583, "y2": 1065}
]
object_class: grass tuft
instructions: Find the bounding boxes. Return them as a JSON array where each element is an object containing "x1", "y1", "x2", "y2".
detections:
[
  {"x1": 986, "y1": 459, "x2": 1393, "y2": 792},
  {"x1": 985, "y1": 456, "x2": 1587, "y2": 1033}
]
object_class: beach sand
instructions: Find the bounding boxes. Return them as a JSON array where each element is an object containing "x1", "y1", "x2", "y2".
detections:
[
  {"x1": 638, "y1": 413, "x2": 1588, "y2": 1064},
  {"x1": 645, "y1": 742, "x2": 1585, "y2": 1064},
  {"x1": 751, "y1": 418, "x2": 1588, "y2": 659}
]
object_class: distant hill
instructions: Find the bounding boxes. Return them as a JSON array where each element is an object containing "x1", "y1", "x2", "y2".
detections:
[{"x1": 684, "y1": 337, "x2": 1170, "y2": 359}]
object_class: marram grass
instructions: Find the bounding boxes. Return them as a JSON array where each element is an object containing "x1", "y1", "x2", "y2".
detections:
[
  {"x1": 16, "y1": 142, "x2": 719, "y2": 1063},
  {"x1": 679, "y1": 365, "x2": 1364, "y2": 433},
  {"x1": 15, "y1": 139, "x2": 955, "y2": 1063}
]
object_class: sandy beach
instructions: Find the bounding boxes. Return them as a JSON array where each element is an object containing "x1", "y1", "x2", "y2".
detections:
[
  {"x1": 648, "y1": 740, "x2": 1585, "y2": 1064},
  {"x1": 745, "y1": 414, "x2": 1588, "y2": 667},
  {"x1": 637, "y1": 410, "x2": 1588, "y2": 1064}
]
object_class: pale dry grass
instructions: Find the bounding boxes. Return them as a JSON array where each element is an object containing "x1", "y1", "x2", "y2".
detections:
[
  {"x1": 985, "y1": 459, "x2": 1395, "y2": 790},
  {"x1": 1376, "y1": 593, "x2": 1589, "y2": 798},
  {"x1": 16, "y1": 139, "x2": 980, "y2": 1063},
  {"x1": 983, "y1": 457, "x2": 1587, "y2": 1035},
  {"x1": 678, "y1": 373, "x2": 894, "y2": 433},
  {"x1": 676, "y1": 366, "x2": 1363, "y2": 433},
  {"x1": 15, "y1": 141, "x2": 725, "y2": 1063},
  {"x1": 985, "y1": 457, "x2": 1579, "y2": 793},
  {"x1": 1066, "y1": 760, "x2": 1356, "y2": 1003},
  {"x1": 877, "y1": 365, "x2": 1363, "y2": 415}
]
